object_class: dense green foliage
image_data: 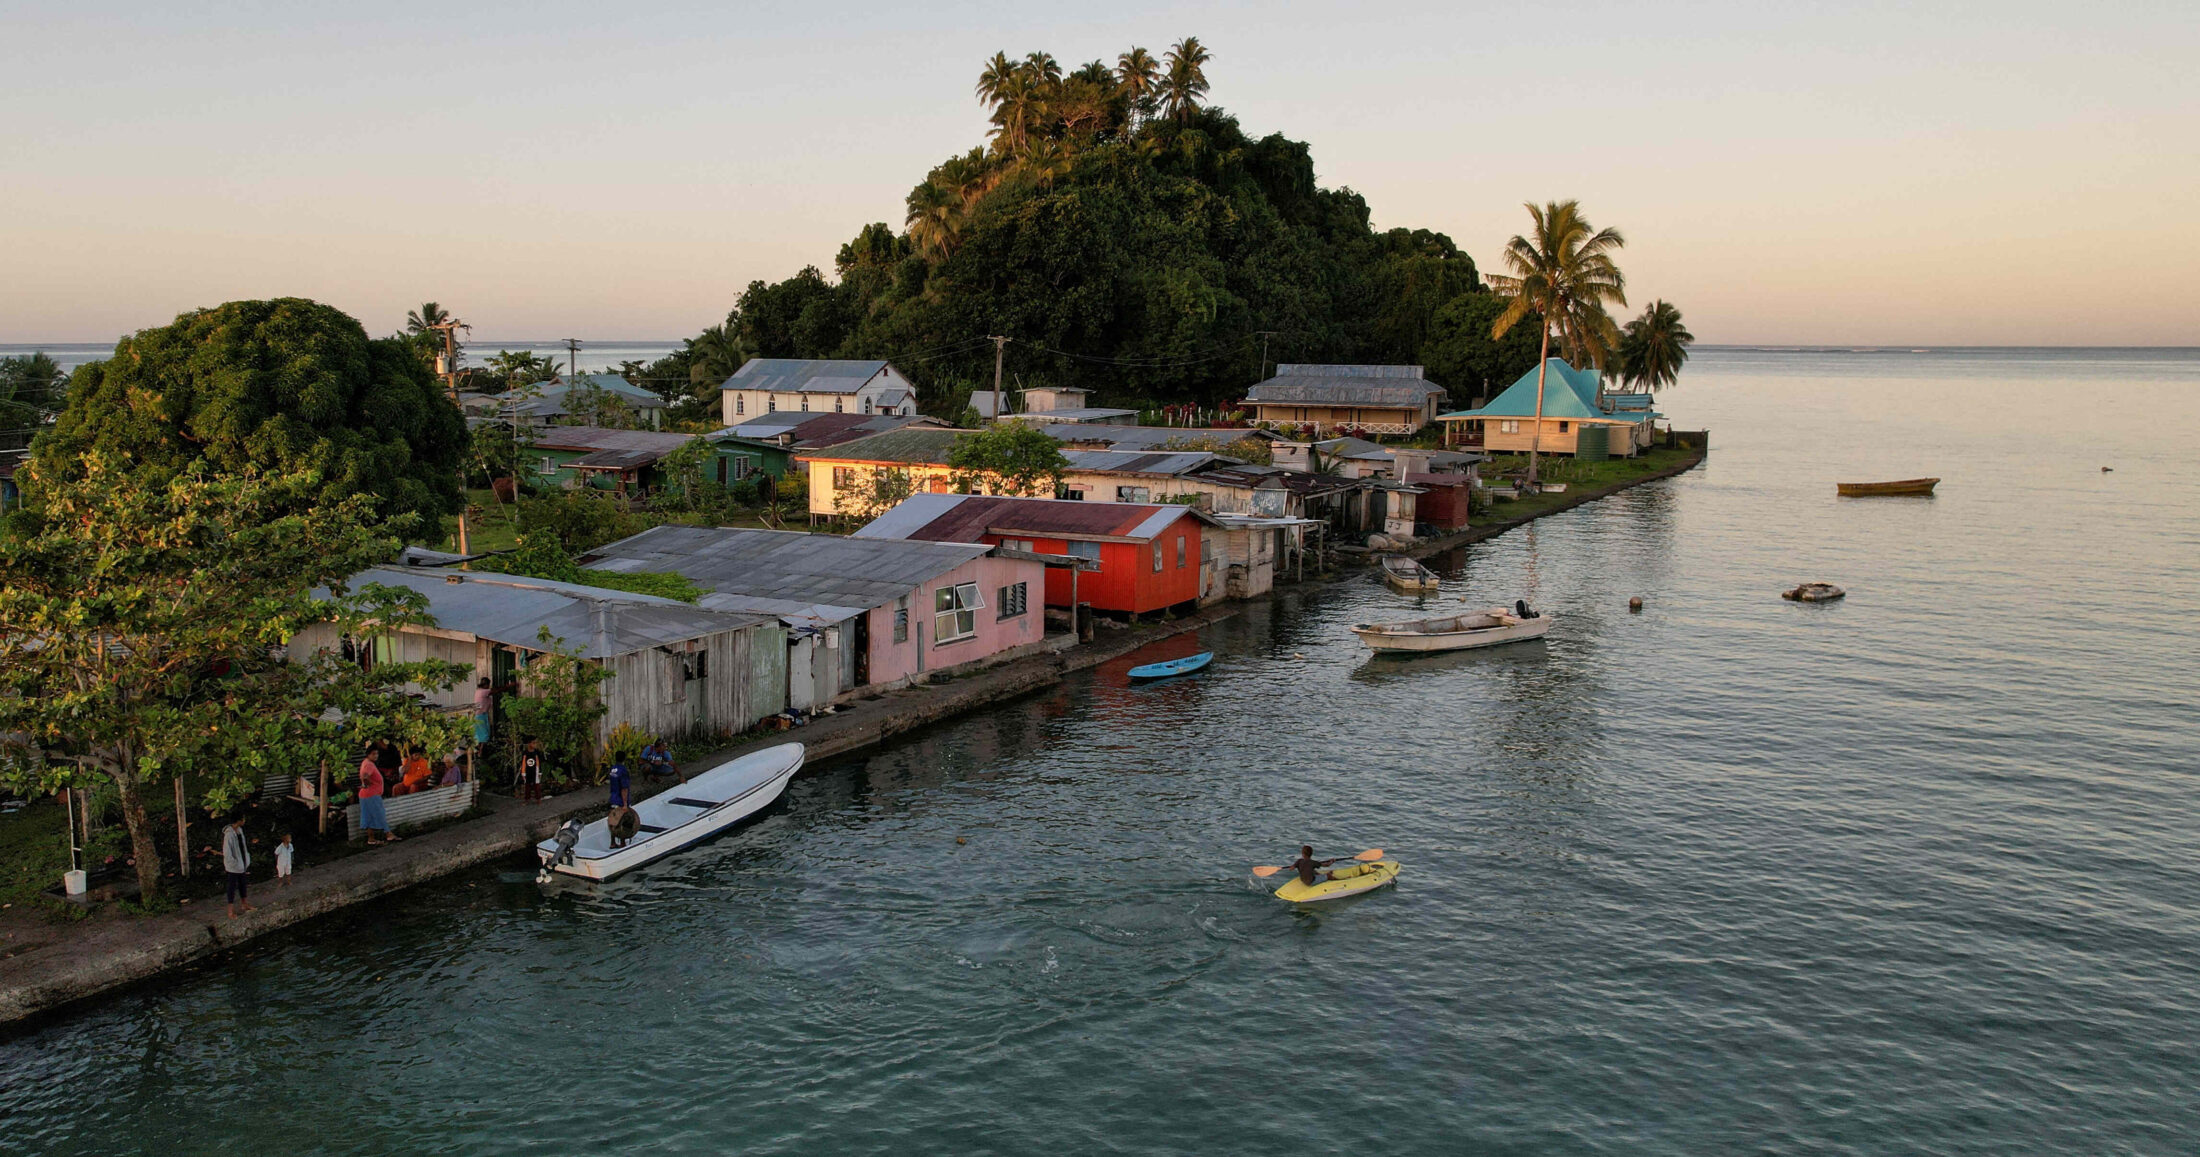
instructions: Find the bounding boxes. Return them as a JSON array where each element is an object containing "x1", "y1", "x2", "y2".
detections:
[
  {"x1": 475, "y1": 532, "x2": 704, "y2": 604},
  {"x1": 32, "y1": 298, "x2": 466, "y2": 525},
  {"x1": 0, "y1": 455, "x2": 469, "y2": 900},
  {"x1": 949, "y1": 424, "x2": 1071, "y2": 496},
  {"x1": 672, "y1": 40, "x2": 1518, "y2": 412},
  {"x1": 1616, "y1": 300, "x2": 1694, "y2": 390},
  {"x1": 0, "y1": 352, "x2": 66, "y2": 450}
]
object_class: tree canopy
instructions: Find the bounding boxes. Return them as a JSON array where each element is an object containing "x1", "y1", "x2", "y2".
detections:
[
  {"x1": 31, "y1": 298, "x2": 466, "y2": 525},
  {"x1": 667, "y1": 39, "x2": 1514, "y2": 414}
]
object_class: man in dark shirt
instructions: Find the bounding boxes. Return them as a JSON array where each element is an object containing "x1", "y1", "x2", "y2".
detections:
[
  {"x1": 606, "y1": 758, "x2": 635, "y2": 848},
  {"x1": 1291, "y1": 845, "x2": 1343, "y2": 887}
]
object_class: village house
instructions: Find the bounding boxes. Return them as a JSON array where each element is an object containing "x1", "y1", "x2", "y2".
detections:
[
  {"x1": 854, "y1": 493, "x2": 1223, "y2": 616},
  {"x1": 295, "y1": 566, "x2": 791, "y2": 748},
  {"x1": 463, "y1": 374, "x2": 670, "y2": 430},
  {"x1": 720, "y1": 359, "x2": 920, "y2": 424},
  {"x1": 1057, "y1": 450, "x2": 1222, "y2": 503},
  {"x1": 976, "y1": 384, "x2": 1138, "y2": 425},
  {"x1": 1244, "y1": 365, "x2": 1449, "y2": 435},
  {"x1": 715, "y1": 410, "x2": 947, "y2": 452},
  {"x1": 579, "y1": 525, "x2": 1054, "y2": 706},
  {"x1": 527, "y1": 427, "x2": 785, "y2": 494},
  {"x1": 1435, "y1": 359, "x2": 1660, "y2": 458},
  {"x1": 797, "y1": 427, "x2": 976, "y2": 520}
]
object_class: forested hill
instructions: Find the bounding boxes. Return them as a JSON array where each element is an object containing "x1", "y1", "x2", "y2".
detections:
[{"x1": 651, "y1": 41, "x2": 1539, "y2": 414}]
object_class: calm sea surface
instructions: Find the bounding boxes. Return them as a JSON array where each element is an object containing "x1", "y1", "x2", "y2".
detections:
[{"x1": 5, "y1": 348, "x2": 2199, "y2": 1155}]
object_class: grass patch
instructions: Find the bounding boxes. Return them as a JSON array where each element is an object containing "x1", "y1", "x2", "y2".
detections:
[{"x1": 1475, "y1": 448, "x2": 1697, "y2": 525}]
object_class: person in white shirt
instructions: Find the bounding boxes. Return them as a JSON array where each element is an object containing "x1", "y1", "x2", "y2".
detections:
[
  {"x1": 222, "y1": 816, "x2": 256, "y2": 919},
  {"x1": 274, "y1": 833, "x2": 295, "y2": 887}
]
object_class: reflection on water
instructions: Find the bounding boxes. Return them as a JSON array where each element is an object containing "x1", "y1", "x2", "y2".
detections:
[{"x1": 6, "y1": 349, "x2": 2200, "y2": 1156}]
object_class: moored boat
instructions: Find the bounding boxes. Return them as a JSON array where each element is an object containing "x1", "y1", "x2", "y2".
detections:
[
  {"x1": 1128, "y1": 651, "x2": 1213, "y2": 680},
  {"x1": 1380, "y1": 556, "x2": 1440, "y2": 594},
  {"x1": 1837, "y1": 478, "x2": 1938, "y2": 497},
  {"x1": 1783, "y1": 582, "x2": 1846, "y2": 602},
  {"x1": 1352, "y1": 603, "x2": 1552, "y2": 653},
  {"x1": 536, "y1": 741, "x2": 805, "y2": 882}
]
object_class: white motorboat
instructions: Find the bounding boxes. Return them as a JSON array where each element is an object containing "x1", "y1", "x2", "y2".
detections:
[
  {"x1": 1352, "y1": 604, "x2": 1553, "y2": 653},
  {"x1": 536, "y1": 742, "x2": 805, "y2": 882}
]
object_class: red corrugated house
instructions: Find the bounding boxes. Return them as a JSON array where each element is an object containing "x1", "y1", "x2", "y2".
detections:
[
  {"x1": 853, "y1": 494, "x2": 1219, "y2": 616},
  {"x1": 1405, "y1": 473, "x2": 1474, "y2": 532}
]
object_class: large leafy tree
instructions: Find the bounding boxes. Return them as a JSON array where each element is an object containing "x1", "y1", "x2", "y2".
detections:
[
  {"x1": 0, "y1": 455, "x2": 468, "y2": 902},
  {"x1": 1419, "y1": 292, "x2": 1544, "y2": 405},
  {"x1": 31, "y1": 298, "x2": 466, "y2": 525},
  {"x1": 0, "y1": 352, "x2": 67, "y2": 450},
  {"x1": 949, "y1": 424, "x2": 1070, "y2": 497},
  {"x1": 1488, "y1": 200, "x2": 1627, "y2": 481},
  {"x1": 706, "y1": 40, "x2": 1495, "y2": 416},
  {"x1": 1615, "y1": 299, "x2": 1693, "y2": 392}
]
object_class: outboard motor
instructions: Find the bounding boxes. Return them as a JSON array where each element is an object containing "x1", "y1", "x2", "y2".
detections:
[
  {"x1": 537, "y1": 818, "x2": 583, "y2": 883},
  {"x1": 1515, "y1": 599, "x2": 1535, "y2": 620}
]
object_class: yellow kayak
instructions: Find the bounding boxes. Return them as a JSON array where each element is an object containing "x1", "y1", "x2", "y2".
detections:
[{"x1": 1273, "y1": 859, "x2": 1400, "y2": 903}]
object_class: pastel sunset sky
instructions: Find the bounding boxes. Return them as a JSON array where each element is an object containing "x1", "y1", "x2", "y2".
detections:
[{"x1": 5, "y1": 0, "x2": 2194, "y2": 345}]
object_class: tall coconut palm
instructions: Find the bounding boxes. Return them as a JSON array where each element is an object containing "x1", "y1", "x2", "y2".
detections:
[
  {"x1": 405, "y1": 301, "x2": 450, "y2": 337},
  {"x1": 686, "y1": 324, "x2": 750, "y2": 389},
  {"x1": 989, "y1": 69, "x2": 1045, "y2": 156},
  {"x1": 1117, "y1": 47, "x2": 1160, "y2": 123},
  {"x1": 975, "y1": 51, "x2": 1016, "y2": 110},
  {"x1": 1022, "y1": 51, "x2": 1062, "y2": 88},
  {"x1": 1163, "y1": 37, "x2": 1212, "y2": 124},
  {"x1": 1487, "y1": 200, "x2": 1627, "y2": 483},
  {"x1": 1616, "y1": 300, "x2": 1692, "y2": 392},
  {"x1": 905, "y1": 179, "x2": 963, "y2": 262}
]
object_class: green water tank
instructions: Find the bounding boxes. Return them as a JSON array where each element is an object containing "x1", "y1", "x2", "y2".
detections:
[{"x1": 1576, "y1": 424, "x2": 1610, "y2": 461}]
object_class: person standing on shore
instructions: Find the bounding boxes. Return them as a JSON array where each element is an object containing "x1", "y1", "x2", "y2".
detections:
[
  {"x1": 222, "y1": 816, "x2": 256, "y2": 919},
  {"x1": 358, "y1": 744, "x2": 398, "y2": 844},
  {"x1": 274, "y1": 832, "x2": 295, "y2": 888},
  {"x1": 518, "y1": 738, "x2": 545, "y2": 804},
  {"x1": 472, "y1": 677, "x2": 496, "y2": 746}
]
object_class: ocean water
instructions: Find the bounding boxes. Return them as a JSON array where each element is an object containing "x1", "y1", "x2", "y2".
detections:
[
  {"x1": 0, "y1": 339, "x2": 684, "y2": 376},
  {"x1": 4, "y1": 348, "x2": 2198, "y2": 1155}
]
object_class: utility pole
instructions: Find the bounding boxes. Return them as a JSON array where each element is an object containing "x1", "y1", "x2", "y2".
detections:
[
  {"x1": 429, "y1": 316, "x2": 473, "y2": 558},
  {"x1": 1255, "y1": 330, "x2": 1279, "y2": 383},
  {"x1": 561, "y1": 337, "x2": 583, "y2": 380},
  {"x1": 988, "y1": 335, "x2": 1009, "y2": 422}
]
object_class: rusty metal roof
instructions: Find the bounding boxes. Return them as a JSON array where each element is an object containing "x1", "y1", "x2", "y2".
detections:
[
  {"x1": 853, "y1": 494, "x2": 1213, "y2": 545},
  {"x1": 1061, "y1": 450, "x2": 1217, "y2": 476}
]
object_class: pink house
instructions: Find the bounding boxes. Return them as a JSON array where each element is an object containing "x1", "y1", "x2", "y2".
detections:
[{"x1": 578, "y1": 526, "x2": 1053, "y2": 705}]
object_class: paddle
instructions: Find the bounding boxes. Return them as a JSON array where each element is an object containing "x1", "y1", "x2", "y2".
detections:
[{"x1": 1252, "y1": 848, "x2": 1384, "y2": 878}]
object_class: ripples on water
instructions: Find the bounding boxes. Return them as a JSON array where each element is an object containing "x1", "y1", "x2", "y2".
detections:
[{"x1": 5, "y1": 350, "x2": 2198, "y2": 1155}]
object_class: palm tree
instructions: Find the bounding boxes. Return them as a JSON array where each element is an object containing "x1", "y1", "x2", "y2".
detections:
[
  {"x1": 905, "y1": 179, "x2": 962, "y2": 261},
  {"x1": 405, "y1": 302, "x2": 450, "y2": 337},
  {"x1": 1163, "y1": 37, "x2": 1212, "y2": 124},
  {"x1": 686, "y1": 324, "x2": 750, "y2": 389},
  {"x1": 1117, "y1": 47, "x2": 1160, "y2": 123},
  {"x1": 1487, "y1": 200, "x2": 1627, "y2": 483},
  {"x1": 1022, "y1": 51, "x2": 1062, "y2": 88},
  {"x1": 989, "y1": 69, "x2": 1044, "y2": 156},
  {"x1": 975, "y1": 51, "x2": 1016, "y2": 109},
  {"x1": 1616, "y1": 300, "x2": 1692, "y2": 392}
]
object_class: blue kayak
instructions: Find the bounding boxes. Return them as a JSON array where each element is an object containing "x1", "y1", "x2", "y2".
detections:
[{"x1": 1128, "y1": 652, "x2": 1213, "y2": 680}]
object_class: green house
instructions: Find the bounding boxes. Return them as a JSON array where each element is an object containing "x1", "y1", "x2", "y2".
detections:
[{"x1": 525, "y1": 426, "x2": 793, "y2": 494}]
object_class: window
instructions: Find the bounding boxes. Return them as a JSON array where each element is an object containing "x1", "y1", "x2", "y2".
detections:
[
  {"x1": 1116, "y1": 485, "x2": 1149, "y2": 502},
  {"x1": 1176, "y1": 534, "x2": 1186, "y2": 569},
  {"x1": 1066, "y1": 540, "x2": 1101, "y2": 562},
  {"x1": 1002, "y1": 538, "x2": 1036, "y2": 553},
  {"x1": 833, "y1": 466, "x2": 860, "y2": 493},
  {"x1": 998, "y1": 582, "x2": 1028, "y2": 619},
  {"x1": 893, "y1": 596, "x2": 909, "y2": 643},
  {"x1": 934, "y1": 582, "x2": 982, "y2": 643},
  {"x1": 767, "y1": 397, "x2": 777, "y2": 412},
  {"x1": 1153, "y1": 542, "x2": 1164, "y2": 572},
  {"x1": 800, "y1": 396, "x2": 810, "y2": 412},
  {"x1": 1558, "y1": 420, "x2": 1570, "y2": 433},
  {"x1": 1499, "y1": 420, "x2": 1520, "y2": 434},
  {"x1": 1060, "y1": 488, "x2": 1084, "y2": 501},
  {"x1": 735, "y1": 395, "x2": 746, "y2": 415},
  {"x1": 863, "y1": 397, "x2": 874, "y2": 415}
]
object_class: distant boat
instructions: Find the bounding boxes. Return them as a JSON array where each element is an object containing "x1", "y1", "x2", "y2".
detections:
[
  {"x1": 1129, "y1": 652, "x2": 1213, "y2": 680},
  {"x1": 1783, "y1": 582, "x2": 1846, "y2": 603},
  {"x1": 1837, "y1": 478, "x2": 1938, "y2": 497},
  {"x1": 536, "y1": 742, "x2": 804, "y2": 882},
  {"x1": 1380, "y1": 556, "x2": 1440, "y2": 594},
  {"x1": 1353, "y1": 604, "x2": 1552, "y2": 654}
]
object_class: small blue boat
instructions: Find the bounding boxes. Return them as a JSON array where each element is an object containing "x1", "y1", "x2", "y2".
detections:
[{"x1": 1128, "y1": 652, "x2": 1213, "y2": 680}]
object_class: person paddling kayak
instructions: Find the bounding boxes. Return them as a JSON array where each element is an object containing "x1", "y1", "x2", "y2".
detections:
[{"x1": 1290, "y1": 846, "x2": 1345, "y2": 886}]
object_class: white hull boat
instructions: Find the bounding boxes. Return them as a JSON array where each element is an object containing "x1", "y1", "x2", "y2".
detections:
[
  {"x1": 536, "y1": 742, "x2": 805, "y2": 882},
  {"x1": 1352, "y1": 606, "x2": 1553, "y2": 653}
]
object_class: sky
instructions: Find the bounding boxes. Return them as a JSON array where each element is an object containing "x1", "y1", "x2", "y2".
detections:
[{"x1": 4, "y1": 0, "x2": 2196, "y2": 346}]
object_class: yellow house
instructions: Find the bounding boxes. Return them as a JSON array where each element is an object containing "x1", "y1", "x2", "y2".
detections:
[
  {"x1": 1435, "y1": 359, "x2": 1659, "y2": 457},
  {"x1": 798, "y1": 428, "x2": 975, "y2": 522},
  {"x1": 1244, "y1": 364, "x2": 1448, "y2": 435}
]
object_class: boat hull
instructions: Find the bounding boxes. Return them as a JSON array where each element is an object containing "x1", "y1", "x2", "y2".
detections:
[
  {"x1": 1837, "y1": 478, "x2": 1938, "y2": 496},
  {"x1": 1274, "y1": 860, "x2": 1400, "y2": 903},
  {"x1": 536, "y1": 742, "x2": 805, "y2": 882},
  {"x1": 1354, "y1": 609, "x2": 1553, "y2": 653},
  {"x1": 1380, "y1": 557, "x2": 1440, "y2": 594},
  {"x1": 1129, "y1": 651, "x2": 1213, "y2": 679}
]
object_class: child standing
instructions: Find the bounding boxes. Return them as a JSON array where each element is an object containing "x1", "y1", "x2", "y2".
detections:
[
  {"x1": 274, "y1": 833, "x2": 295, "y2": 887},
  {"x1": 519, "y1": 738, "x2": 545, "y2": 804}
]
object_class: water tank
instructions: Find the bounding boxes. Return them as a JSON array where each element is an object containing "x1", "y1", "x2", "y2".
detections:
[{"x1": 1576, "y1": 425, "x2": 1610, "y2": 461}]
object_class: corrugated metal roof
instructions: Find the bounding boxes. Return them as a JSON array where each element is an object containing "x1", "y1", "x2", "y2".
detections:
[
  {"x1": 572, "y1": 448, "x2": 660, "y2": 470},
  {"x1": 349, "y1": 566, "x2": 770, "y2": 659},
  {"x1": 1246, "y1": 368, "x2": 1447, "y2": 407},
  {"x1": 530, "y1": 426, "x2": 698, "y2": 454},
  {"x1": 726, "y1": 359, "x2": 891, "y2": 394},
  {"x1": 1001, "y1": 407, "x2": 1138, "y2": 424},
  {"x1": 1061, "y1": 450, "x2": 1216, "y2": 476},
  {"x1": 1437, "y1": 359, "x2": 1653, "y2": 422},
  {"x1": 852, "y1": 494, "x2": 1206, "y2": 544},
  {"x1": 796, "y1": 427, "x2": 969, "y2": 465},
  {"x1": 578, "y1": 525, "x2": 991, "y2": 610}
]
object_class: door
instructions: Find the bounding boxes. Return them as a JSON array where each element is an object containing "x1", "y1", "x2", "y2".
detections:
[{"x1": 850, "y1": 610, "x2": 870, "y2": 686}]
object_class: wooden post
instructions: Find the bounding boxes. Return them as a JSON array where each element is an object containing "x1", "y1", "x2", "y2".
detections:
[
  {"x1": 174, "y1": 775, "x2": 190, "y2": 879},
  {"x1": 317, "y1": 760, "x2": 330, "y2": 837}
]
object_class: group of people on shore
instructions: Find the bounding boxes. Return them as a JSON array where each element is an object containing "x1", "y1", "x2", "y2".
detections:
[{"x1": 355, "y1": 738, "x2": 468, "y2": 845}]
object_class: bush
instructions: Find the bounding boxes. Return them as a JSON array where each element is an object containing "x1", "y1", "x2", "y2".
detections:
[{"x1": 516, "y1": 490, "x2": 643, "y2": 553}]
